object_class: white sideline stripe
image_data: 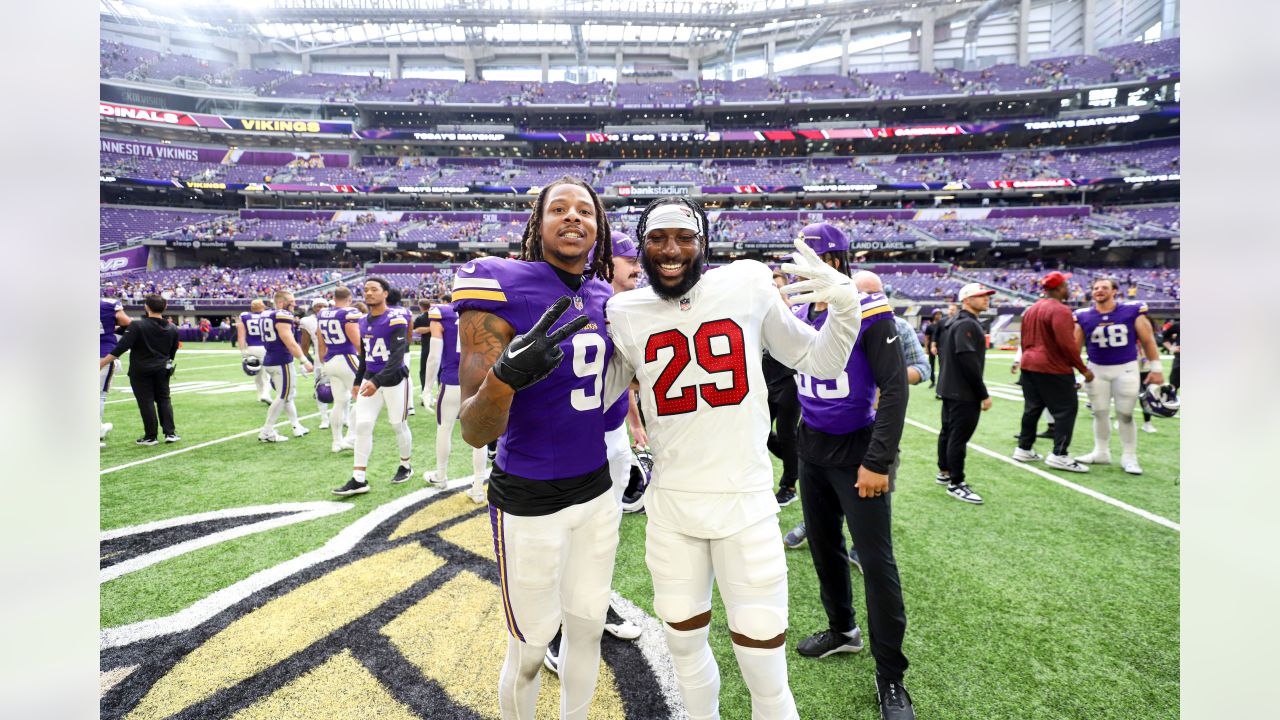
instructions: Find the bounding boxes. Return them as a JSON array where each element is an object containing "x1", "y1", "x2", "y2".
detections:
[
  {"x1": 99, "y1": 413, "x2": 324, "y2": 475},
  {"x1": 100, "y1": 503, "x2": 353, "y2": 583},
  {"x1": 100, "y1": 476, "x2": 479, "y2": 649},
  {"x1": 904, "y1": 418, "x2": 1180, "y2": 532}
]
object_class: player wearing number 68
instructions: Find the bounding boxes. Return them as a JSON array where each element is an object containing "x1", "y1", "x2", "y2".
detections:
[
  {"x1": 453, "y1": 177, "x2": 620, "y2": 720},
  {"x1": 598, "y1": 197, "x2": 864, "y2": 720},
  {"x1": 1071, "y1": 276, "x2": 1166, "y2": 475}
]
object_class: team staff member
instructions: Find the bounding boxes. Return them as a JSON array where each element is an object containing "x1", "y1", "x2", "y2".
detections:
[
  {"x1": 936, "y1": 283, "x2": 994, "y2": 504},
  {"x1": 100, "y1": 294, "x2": 180, "y2": 445},
  {"x1": 414, "y1": 299, "x2": 434, "y2": 404},
  {"x1": 922, "y1": 309, "x2": 943, "y2": 389},
  {"x1": 1012, "y1": 272, "x2": 1093, "y2": 473},
  {"x1": 788, "y1": 224, "x2": 915, "y2": 720},
  {"x1": 931, "y1": 304, "x2": 958, "y2": 400}
]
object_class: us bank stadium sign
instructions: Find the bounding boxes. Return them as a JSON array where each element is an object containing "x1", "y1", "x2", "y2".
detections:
[{"x1": 616, "y1": 185, "x2": 692, "y2": 198}]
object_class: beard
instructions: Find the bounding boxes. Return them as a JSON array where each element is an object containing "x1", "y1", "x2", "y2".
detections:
[{"x1": 641, "y1": 251, "x2": 704, "y2": 300}]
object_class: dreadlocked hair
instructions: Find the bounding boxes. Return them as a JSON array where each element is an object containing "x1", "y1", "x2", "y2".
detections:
[
  {"x1": 635, "y1": 196, "x2": 711, "y2": 261},
  {"x1": 519, "y1": 176, "x2": 613, "y2": 282},
  {"x1": 821, "y1": 250, "x2": 852, "y2": 277}
]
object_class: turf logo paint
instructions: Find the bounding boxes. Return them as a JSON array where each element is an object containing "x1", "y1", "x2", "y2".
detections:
[{"x1": 100, "y1": 484, "x2": 681, "y2": 719}]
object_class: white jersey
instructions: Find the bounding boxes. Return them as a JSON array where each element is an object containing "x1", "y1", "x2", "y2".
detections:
[
  {"x1": 605, "y1": 260, "x2": 859, "y2": 536},
  {"x1": 298, "y1": 314, "x2": 320, "y2": 351}
]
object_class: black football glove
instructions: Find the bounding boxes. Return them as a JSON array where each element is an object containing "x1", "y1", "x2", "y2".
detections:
[{"x1": 492, "y1": 296, "x2": 590, "y2": 392}]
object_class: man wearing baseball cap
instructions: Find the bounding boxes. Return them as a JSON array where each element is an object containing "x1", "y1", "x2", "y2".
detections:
[
  {"x1": 935, "y1": 282, "x2": 995, "y2": 504},
  {"x1": 1012, "y1": 271, "x2": 1093, "y2": 473}
]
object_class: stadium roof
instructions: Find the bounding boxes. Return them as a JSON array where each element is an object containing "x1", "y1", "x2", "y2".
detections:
[{"x1": 102, "y1": 0, "x2": 978, "y2": 51}]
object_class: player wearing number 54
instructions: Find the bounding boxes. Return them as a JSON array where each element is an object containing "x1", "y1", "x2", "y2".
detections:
[{"x1": 600, "y1": 196, "x2": 864, "y2": 720}]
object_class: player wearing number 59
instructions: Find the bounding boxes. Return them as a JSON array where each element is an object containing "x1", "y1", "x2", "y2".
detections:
[
  {"x1": 454, "y1": 177, "x2": 618, "y2": 720},
  {"x1": 1071, "y1": 277, "x2": 1164, "y2": 475},
  {"x1": 601, "y1": 198, "x2": 864, "y2": 720}
]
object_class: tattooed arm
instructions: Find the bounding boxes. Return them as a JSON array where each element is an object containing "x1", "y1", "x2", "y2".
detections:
[{"x1": 458, "y1": 309, "x2": 517, "y2": 448}]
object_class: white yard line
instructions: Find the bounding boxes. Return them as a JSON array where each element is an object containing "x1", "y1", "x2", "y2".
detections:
[
  {"x1": 904, "y1": 417, "x2": 1179, "y2": 531},
  {"x1": 100, "y1": 413, "x2": 324, "y2": 476}
]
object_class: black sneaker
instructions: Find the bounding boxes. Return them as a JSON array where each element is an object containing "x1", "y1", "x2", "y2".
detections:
[
  {"x1": 935, "y1": 472, "x2": 951, "y2": 485},
  {"x1": 543, "y1": 629, "x2": 562, "y2": 675},
  {"x1": 332, "y1": 478, "x2": 370, "y2": 496},
  {"x1": 946, "y1": 482, "x2": 983, "y2": 505},
  {"x1": 1037, "y1": 424, "x2": 1056, "y2": 439},
  {"x1": 135, "y1": 437, "x2": 158, "y2": 446},
  {"x1": 775, "y1": 487, "x2": 798, "y2": 507},
  {"x1": 390, "y1": 465, "x2": 413, "y2": 484},
  {"x1": 876, "y1": 675, "x2": 916, "y2": 720},
  {"x1": 796, "y1": 627, "x2": 864, "y2": 658},
  {"x1": 604, "y1": 603, "x2": 642, "y2": 639},
  {"x1": 164, "y1": 434, "x2": 180, "y2": 444}
]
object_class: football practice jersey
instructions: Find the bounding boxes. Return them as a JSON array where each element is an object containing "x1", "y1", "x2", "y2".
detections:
[
  {"x1": 794, "y1": 292, "x2": 896, "y2": 436},
  {"x1": 429, "y1": 303, "x2": 462, "y2": 386},
  {"x1": 605, "y1": 260, "x2": 860, "y2": 503},
  {"x1": 239, "y1": 310, "x2": 266, "y2": 348},
  {"x1": 1075, "y1": 301, "x2": 1147, "y2": 366},
  {"x1": 315, "y1": 306, "x2": 361, "y2": 361},
  {"x1": 261, "y1": 309, "x2": 298, "y2": 365},
  {"x1": 453, "y1": 257, "x2": 613, "y2": 480},
  {"x1": 359, "y1": 309, "x2": 409, "y2": 376},
  {"x1": 100, "y1": 298, "x2": 123, "y2": 357},
  {"x1": 298, "y1": 315, "x2": 320, "y2": 353}
]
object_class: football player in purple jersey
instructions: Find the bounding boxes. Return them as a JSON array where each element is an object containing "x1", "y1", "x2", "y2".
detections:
[
  {"x1": 1072, "y1": 277, "x2": 1165, "y2": 474},
  {"x1": 100, "y1": 297, "x2": 132, "y2": 446},
  {"x1": 422, "y1": 293, "x2": 489, "y2": 503},
  {"x1": 454, "y1": 177, "x2": 617, "y2": 720},
  {"x1": 237, "y1": 299, "x2": 272, "y2": 404},
  {"x1": 331, "y1": 278, "x2": 414, "y2": 495},
  {"x1": 788, "y1": 224, "x2": 916, "y2": 720},
  {"x1": 315, "y1": 286, "x2": 362, "y2": 452},
  {"x1": 257, "y1": 291, "x2": 313, "y2": 443}
]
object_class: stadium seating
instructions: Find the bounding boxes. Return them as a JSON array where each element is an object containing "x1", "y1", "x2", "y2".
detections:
[{"x1": 99, "y1": 207, "x2": 231, "y2": 246}]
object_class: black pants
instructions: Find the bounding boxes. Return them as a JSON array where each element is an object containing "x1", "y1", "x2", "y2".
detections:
[
  {"x1": 418, "y1": 341, "x2": 430, "y2": 387},
  {"x1": 1169, "y1": 354, "x2": 1180, "y2": 389},
  {"x1": 937, "y1": 398, "x2": 981, "y2": 485},
  {"x1": 799, "y1": 455, "x2": 909, "y2": 683},
  {"x1": 129, "y1": 369, "x2": 175, "y2": 440},
  {"x1": 1017, "y1": 370, "x2": 1078, "y2": 456},
  {"x1": 766, "y1": 377, "x2": 800, "y2": 490},
  {"x1": 927, "y1": 353, "x2": 937, "y2": 385}
]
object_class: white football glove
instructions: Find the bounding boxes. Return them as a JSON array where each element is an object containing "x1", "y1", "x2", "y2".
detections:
[{"x1": 779, "y1": 238, "x2": 862, "y2": 311}]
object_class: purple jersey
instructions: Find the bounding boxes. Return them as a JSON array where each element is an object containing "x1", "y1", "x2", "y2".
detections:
[
  {"x1": 359, "y1": 308, "x2": 409, "y2": 376},
  {"x1": 453, "y1": 258, "x2": 612, "y2": 480},
  {"x1": 315, "y1": 306, "x2": 361, "y2": 361},
  {"x1": 1075, "y1": 301, "x2": 1147, "y2": 365},
  {"x1": 795, "y1": 292, "x2": 897, "y2": 435},
  {"x1": 239, "y1": 310, "x2": 266, "y2": 348},
  {"x1": 100, "y1": 298, "x2": 123, "y2": 357},
  {"x1": 261, "y1": 309, "x2": 298, "y2": 365},
  {"x1": 429, "y1": 303, "x2": 461, "y2": 386}
]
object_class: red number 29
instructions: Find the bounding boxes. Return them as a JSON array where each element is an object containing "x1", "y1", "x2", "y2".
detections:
[{"x1": 643, "y1": 319, "x2": 749, "y2": 416}]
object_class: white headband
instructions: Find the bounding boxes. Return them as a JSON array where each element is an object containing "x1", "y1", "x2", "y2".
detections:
[{"x1": 645, "y1": 204, "x2": 702, "y2": 234}]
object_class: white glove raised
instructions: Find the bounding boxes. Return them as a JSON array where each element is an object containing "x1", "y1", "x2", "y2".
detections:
[{"x1": 779, "y1": 238, "x2": 863, "y2": 312}]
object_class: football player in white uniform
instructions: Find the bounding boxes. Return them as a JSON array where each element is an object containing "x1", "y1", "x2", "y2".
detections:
[
  {"x1": 315, "y1": 286, "x2": 362, "y2": 452},
  {"x1": 602, "y1": 197, "x2": 864, "y2": 720},
  {"x1": 237, "y1": 299, "x2": 272, "y2": 404},
  {"x1": 298, "y1": 298, "x2": 332, "y2": 429}
]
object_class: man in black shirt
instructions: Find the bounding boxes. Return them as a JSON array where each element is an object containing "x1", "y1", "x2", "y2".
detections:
[
  {"x1": 922, "y1": 309, "x2": 943, "y2": 389},
  {"x1": 935, "y1": 283, "x2": 993, "y2": 505},
  {"x1": 413, "y1": 298, "x2": 433, "y2": 402},
  {"x1": 100, "y1": 294, "x2": 180, "y2": 445},
  {"x1": 931, "y1": 303, "x2": 958, "y2": 399}
]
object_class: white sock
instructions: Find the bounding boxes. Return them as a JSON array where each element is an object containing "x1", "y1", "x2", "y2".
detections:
[
  {"x1": 353, "y1": 469, "x2": 366, "y2": 483},
  {"x1": 733, "y1": 643, "x2": 798, "y2": 720},
  {"x1": 560, "y1": 611, "x2": 605, "y2": 720},
  {"x1": 664, "y1": 624, "x2": 720, "y2": 720},
  {"x1": 284, "y1": 400, "x2": 299, "y2": 426},
  {"x1": 498, "y1": 635, "x2": 546, "y2": 720},
  {"x1": 393, "y1": 422, "x2": 413, "y2": 461},
  {"x1": 472, "y1": 446, "x2": 488, "y2": 484}
]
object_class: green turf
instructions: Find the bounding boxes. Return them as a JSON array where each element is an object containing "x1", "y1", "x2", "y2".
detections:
[{"x1": 101, "y1": 347, "x2": 1179, "y2": 719}]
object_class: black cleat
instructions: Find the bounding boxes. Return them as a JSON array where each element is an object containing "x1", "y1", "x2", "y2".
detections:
[
  {"x1": 876, "y1": 675, "x2": 916, "y2": 720},
  {"x1": 332, "y1": 478, "x2": 370, "y2": 496},
  {"x1": 543, "y1": 629, "x2": 562, "y2": 675},
  {"x1": 797, "y1": 627, "x2": 863, "y2": 658},
  {"x1": 390, "y1": 465, "x2": 414, "y2": 484},
  {"x1": 135, "y1": 437, "x2": 158, "y2": 446}
]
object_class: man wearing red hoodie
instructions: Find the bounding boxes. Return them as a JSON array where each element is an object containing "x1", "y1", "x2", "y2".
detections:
[{"x1": 1011, "y1": 271, "x2": 1094, "y2": 473}]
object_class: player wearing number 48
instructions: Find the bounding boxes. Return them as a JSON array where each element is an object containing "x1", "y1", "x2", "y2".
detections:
[{"x1": 601, "y1": 197, "x2": 866, "y2": 720}]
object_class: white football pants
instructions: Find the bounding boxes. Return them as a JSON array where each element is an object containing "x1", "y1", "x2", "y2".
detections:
[
  {"x1": 353, "y1": 376, "x2": 412, "y2": 469},
  {"x1": 434, "y1": 384, "x2": 487, "y2": 485},
  {"x1": 323, "y1": 353, "x2": 359, "y2": 446},
  {"x1": 1086, "y1": 360, "x2": 1141, "y2": 459}
]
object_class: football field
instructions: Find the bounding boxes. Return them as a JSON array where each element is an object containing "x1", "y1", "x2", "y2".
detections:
[{"x1": 99, "y1": 348, "x2": 1179, "y2": 720}]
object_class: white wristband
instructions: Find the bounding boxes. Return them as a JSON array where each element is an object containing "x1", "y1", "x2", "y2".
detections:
[{"x1": 1147, "y1": 361, "x2": 1163, "y2": 375}]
